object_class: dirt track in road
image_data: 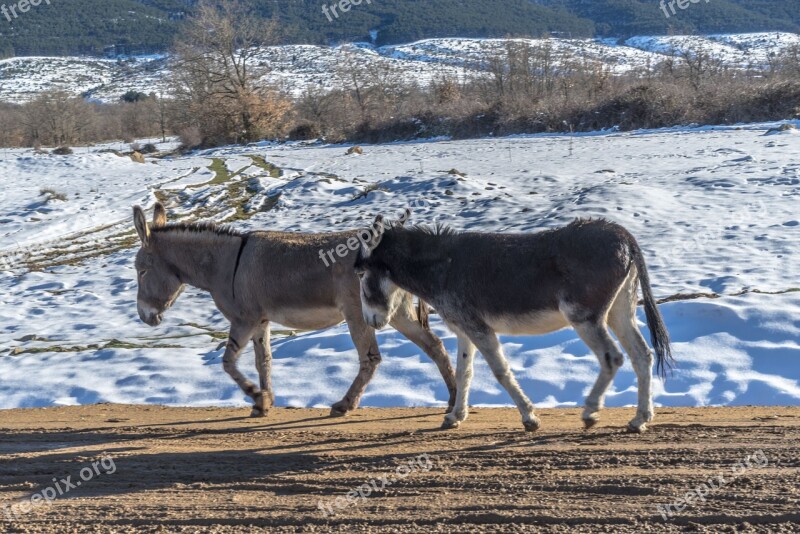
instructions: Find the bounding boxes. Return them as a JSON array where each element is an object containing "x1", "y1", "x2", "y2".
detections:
[{"x1": 0, "y1": 405, "x2": 798, "y2": 533}]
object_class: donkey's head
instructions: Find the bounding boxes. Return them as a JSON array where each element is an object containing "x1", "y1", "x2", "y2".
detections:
[
  {"x1": 133, "y1": 203, "x2": 184, "y2": 327},
  {"x1": 354, "y1": 210, "x2": 411, "y2": 329}
]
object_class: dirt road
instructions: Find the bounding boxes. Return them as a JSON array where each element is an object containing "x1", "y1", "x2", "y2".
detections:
[{"x1": 0, "y1": 405, "x2": 798, "y2": 532}]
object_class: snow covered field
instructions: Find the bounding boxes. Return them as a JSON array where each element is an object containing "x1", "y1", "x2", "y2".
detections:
[
  {"x1": 1, "y1": 32, "x2": 798, "y2": 103},
  {"x1": 1, "y1": 121, "x2": 799, "y2": 411}
]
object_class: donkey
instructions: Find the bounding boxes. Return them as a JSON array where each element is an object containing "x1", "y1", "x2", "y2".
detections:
[
  {"x1": 132, "y1": 203, "x2": 457, "y2": 418},
  {"x1": 354, "y1": 213, "x2": 673, "y2": 433}
]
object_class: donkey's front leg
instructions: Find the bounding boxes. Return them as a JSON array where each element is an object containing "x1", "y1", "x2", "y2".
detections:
[
  {"x1": 472, "y1": 330, "x2": 540, "y2": 432},
  {"x1": 442, "y1": 333, "x2": 476, "y2": 430},
  {"x1": 222, "y1": 323, "x2": 261, "y2": 414},
  {"x1": 331, "y1": 316, "x2": 382, "y2": 417},
  {"x1": 389, "y1": 307, "x2": 457, "y2": 412},
  {"x1": 251, "y1": 321, "x2": 275, "y2": 418}
]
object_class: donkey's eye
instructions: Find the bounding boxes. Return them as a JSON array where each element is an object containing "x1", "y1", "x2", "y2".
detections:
[{"x1": 139, "y1": 270, "x2": 147, "y2": 278}]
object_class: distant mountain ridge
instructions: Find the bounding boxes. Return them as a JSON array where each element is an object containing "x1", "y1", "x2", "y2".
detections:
[
  {"x1": 4, "y1": 33, "x2": 798, "y2": 105},
  {"x1": 0, "y1": 0, "x2": 798, "y2": 58}
]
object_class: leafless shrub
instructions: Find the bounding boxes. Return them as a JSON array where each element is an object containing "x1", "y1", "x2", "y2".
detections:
[
  {"x1": 0, "y1": 93, "x2": 170, "y2": 149},
  {"x1": 287, "y1": 120, "x2": 321, "y2": 141},
  {"x1": 177, "y1": 126, "x2": 203, "y2": 150}
]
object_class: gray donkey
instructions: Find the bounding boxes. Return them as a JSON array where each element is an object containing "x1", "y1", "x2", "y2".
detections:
[
  {"x1": 132, "y1": 203, "x2": 456, "y2": 417},
  {"x1": 354, "y1": 214, "x2": 673, "y2": 433}
]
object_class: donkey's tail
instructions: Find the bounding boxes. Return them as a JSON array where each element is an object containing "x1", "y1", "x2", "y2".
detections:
[{"x1": 629, "y1": 239, "x2": 674, "y2": 379}]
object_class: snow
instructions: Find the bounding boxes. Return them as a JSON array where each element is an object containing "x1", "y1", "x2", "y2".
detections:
[
  {"x1": 2, "y1": 32, "x2": 798, "y2": 103},
  {"x1": 1, "y1": 121, "x2": 799, "y2": 411},
  {"x1": 626, "y1": 32, "x2": 800, "y2": 67}
]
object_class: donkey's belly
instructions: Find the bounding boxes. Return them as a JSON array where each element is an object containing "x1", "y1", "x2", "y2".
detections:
[
  {"x1": 486, "y1": 310, "x2": 570, "y2": 336},
  {"x1": 270, "y1": 307, "x2": 344, "y2": 331}
]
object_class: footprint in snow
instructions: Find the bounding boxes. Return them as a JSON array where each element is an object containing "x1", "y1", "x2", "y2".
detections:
[{"x1": 727, "y1": 155, "x2": 756, "y2": 163}]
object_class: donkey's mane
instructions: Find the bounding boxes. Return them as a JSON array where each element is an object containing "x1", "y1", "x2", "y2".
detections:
[
  {"x1": 152, "y1": 221, "x2": 243, "y2": 238},
  {"x1": 403, "y1": 222, "x2": 458, "y2": 237}
]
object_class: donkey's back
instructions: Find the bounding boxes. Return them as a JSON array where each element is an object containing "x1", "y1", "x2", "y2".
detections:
[
  {"x1": 434, "y1": 219, "x2": 635, "y2": 315},
  {"x1": 226, "y1": 230, "x2": 364, "y2": 329}
]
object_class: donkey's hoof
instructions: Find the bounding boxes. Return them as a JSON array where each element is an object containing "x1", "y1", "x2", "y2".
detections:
[
  {"x1": 523, "y1": 419, "x2": 541, "y2": 432},
  {"x1": 627, "y1": 421, "x2": 647, "y2": 434},
  {"x1": 442, "y1": 419, "x2": 461, "y2": 430},
  {"x1": 583, "y1": 416, "x2": 599, "y2": 430},
  {"x1": 250, "y1": 406, "x2": 268, "y2": 418},
  {"x1": 329, "y1": 403, "x2": 350, "y2": 418},
  {"x1": 442, "y1": 410, "x2": 465, "y2": 430}
]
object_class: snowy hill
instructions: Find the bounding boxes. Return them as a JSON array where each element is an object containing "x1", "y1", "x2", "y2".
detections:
[
  {"x1": 1, "y1": 33, "x2": 798, "y2": 103},
  {"x1": 1, "y1": 121, "x2": 799, "y2": 410}
]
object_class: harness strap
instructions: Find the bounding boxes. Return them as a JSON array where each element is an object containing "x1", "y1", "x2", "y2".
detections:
[{"x1": 231, "y1": 233, "x2": 250, "y2": 300}]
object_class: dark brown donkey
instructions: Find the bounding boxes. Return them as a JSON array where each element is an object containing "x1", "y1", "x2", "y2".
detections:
[
  {"x1": 355, "y1": 214, "x2": 673, "y2": 433},
  {"x1": 132, "y1": 203, "x2": 456, "y2": 417}
]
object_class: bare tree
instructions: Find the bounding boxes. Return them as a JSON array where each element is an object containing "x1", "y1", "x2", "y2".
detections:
[
  {"x1": 776, "y1": 44, "x2": 800, "y2": 78},
  {"x1": 21, "y1": 91, "x2": 93, "y2": 147},
  {"x1": 156, "y1": 91, "x2": 169, "y2": 142},
  {"x1": 170, "y1": 0, "x2": 290, "y2": 146},
  {"x1": 120, "y1": 96, "x2": 161, "y2": 140},
  {"x1": 481, "y1": 40, "x2": 558, "y2": 105},
  {"x1": 0, "y1": 104, "x2": 24, "y2": 148}
]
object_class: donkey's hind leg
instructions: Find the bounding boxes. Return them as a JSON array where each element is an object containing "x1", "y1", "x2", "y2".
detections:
[
  {"x1": 330, "y1": 316, "x2": 382, "y2": 417},
  {"x1": 470, "y1": 330, "x2": 540, "y2": 432},
  {"x1": 568, "y1": 316, "x2": 625, "y2": 430},
  {"x1": 608, "y1": 271, "x2": 655, "y2": 433},
  {"x1": 222, "y1": 322, "x2": 261, "y2": 415},
  {"x1": 389, "y1": 299, "x2": 457, "y2": 412},
  {"x1": 442, "y1": 332, "x2": 476, "y2": 429},
  {"x1": 251, "y1": 321, "x2": 275, "y2": 418}
]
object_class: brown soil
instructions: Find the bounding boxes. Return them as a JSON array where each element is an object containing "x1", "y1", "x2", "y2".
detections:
[{"x1": 0, "y1": 405, "x2": 799, "y2": 533}]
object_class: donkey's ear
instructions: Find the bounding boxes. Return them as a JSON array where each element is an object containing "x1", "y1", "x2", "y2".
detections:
[
  {"x1": 133, "y1": 206, "x2": 151, "y2": 247},
  {"x1": 397, "y1": 208, "x2": 412, "y2": 227},
  {"x1": 152, "y1": 202, "x2": 167, "y2": 228}
]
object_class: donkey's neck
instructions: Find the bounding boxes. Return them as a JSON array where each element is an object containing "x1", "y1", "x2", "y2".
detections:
[
  {"x1": 383, "y1": 232, "x2": 451, "y2": 304},
  {"x1": 152, "y1": 230, "x2": 243, "y2": 295}
]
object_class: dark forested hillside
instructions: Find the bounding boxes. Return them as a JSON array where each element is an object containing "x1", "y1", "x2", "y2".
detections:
[
  {"x1": 269, "y1": 0, "x2": 595, "y2": 45},
  {"x1": 0, "y1": 0, "x2": 188, "y2": 57},
  {"x1": 538, "y1": 0, "x2": 800, "y2": 37},
  {"x1": 0, "y1": 0, "x2": 797, "y2": 58}
]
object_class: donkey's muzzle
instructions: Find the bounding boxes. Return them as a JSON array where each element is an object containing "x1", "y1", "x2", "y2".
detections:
[
  {"x1": 365, "y1": 313, "x2": 389, "y2": 330},
  {"x1": 145, "y1": 314, "x2": 163, "y2": 327},
  {"x1": 140, "y1": 312, "x2": 163, "y2": 327},
  {"x1": 138, "y1": 304, "x2": 163, "y2": 327}
]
